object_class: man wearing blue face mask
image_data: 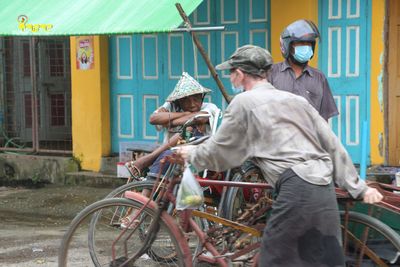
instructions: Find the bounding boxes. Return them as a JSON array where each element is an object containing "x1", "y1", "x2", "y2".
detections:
[{"x1": 268, "y1": 19, "x2": 338, "y2": 121}]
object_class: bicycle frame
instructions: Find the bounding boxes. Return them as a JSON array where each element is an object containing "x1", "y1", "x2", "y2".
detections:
[
  {"x1": 122, "y1": 178, "x2": 272, "y2": 266},
  {"x1": 187, "y1": 180, "x2": 273, "y2": 266},
  {"x1": 335, "y1": 184, "x2": 400, "y2": 214},
  {"x1": 116, "y1": 154, "x2": 272, "y2": 266}
]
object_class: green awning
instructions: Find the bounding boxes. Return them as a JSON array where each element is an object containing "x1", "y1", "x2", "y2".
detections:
[{"x1": 0, "y1": 0, "x2": 203, "y2": 36}]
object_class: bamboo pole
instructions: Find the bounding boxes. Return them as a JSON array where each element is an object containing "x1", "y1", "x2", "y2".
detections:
[{"x1": 175, "y1": 3, "x2": 231, "y2": 104}]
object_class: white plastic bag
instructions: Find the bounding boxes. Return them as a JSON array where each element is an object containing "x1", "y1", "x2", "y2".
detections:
[{"x1": 176, "y1": 165, "x2": 204, "y2": 210}]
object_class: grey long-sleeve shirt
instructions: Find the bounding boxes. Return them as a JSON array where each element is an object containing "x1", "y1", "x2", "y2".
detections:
[{"x1": 189, "y1": 81, "x2": 367, "y2": 199}]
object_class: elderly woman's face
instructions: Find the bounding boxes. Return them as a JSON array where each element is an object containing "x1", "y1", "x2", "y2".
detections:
[{"x1": 177, "y1": 93, "x2": 203, "y2": 112}]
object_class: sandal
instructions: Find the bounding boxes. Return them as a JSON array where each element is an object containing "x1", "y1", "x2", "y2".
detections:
[
  {"x1": 125, "y1": 161, "x2": 142, "y2": 179},
  {"x1": 120, "y1": 212, "x2": 140, "y2": 229}
]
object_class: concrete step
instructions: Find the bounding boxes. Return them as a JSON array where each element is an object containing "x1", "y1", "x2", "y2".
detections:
[
  {"x1": 0, "y1": 154, "x2": 80, "y2": 184},
  {"x1": 65, "y1": 171, "x2": 127, "y2": 188},
  {"x1": 99, "y1": 156, "x2": 119, "y2": 175}
]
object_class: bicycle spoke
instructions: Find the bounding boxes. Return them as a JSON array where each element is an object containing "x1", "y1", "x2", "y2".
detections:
[
  {"x1": 341, "y1": 211, "x2": 400, "y2": 267},
  {"x1": 59, "y1": 198, "x2": 186, "y2": 267}
]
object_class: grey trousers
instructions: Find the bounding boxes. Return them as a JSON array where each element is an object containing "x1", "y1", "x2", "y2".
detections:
[{"x1": 258, "y1": 169, "x2": 345, "y2": 267}]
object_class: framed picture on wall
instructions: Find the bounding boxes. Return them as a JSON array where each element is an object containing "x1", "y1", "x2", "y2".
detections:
[{"x1": 76, "y1": 36, "x2": 94, "y2": 70}]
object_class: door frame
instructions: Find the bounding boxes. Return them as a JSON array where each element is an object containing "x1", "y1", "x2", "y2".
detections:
[
  {"x1": 318, "y1": 0, "x2": 372, "y2": 164},
  {"x1": 386, "y1": 0, "x2": 400, "y2": 165}
]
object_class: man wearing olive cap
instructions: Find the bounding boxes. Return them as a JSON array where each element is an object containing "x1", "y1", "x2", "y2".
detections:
[{"x1": 178, "y1": 45, "x2": 382, "y2": 266}]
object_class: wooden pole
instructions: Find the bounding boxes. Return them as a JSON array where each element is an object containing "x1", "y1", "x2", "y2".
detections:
[{"x1": 175, "y1": 3, "x2": 231, "y2": 104}]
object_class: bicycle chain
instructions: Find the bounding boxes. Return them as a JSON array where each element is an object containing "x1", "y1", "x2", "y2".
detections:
[{"x1": 206, "y1": 196, "x2": 272, "y2": 251}]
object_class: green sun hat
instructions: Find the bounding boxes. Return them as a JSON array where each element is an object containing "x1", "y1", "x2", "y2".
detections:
[{"x1": 166, "y1": 72, "x2": 211, "y2": 102}]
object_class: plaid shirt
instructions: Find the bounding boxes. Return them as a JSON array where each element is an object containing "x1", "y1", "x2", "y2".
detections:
[{"x1": 190, "y1": 81, "x2": 367, "y2": 199}]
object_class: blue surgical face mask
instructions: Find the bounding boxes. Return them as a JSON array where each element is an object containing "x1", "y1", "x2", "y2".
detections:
[
  {"x1": 293, "y1": 45, "x2": 313, "y2": 63},
  {"x1": 231, "y1": 70, "x2": 244, "y2": 94},
  {"x1": 231, "y1": 83, "x2": 244, "y2": 94}
]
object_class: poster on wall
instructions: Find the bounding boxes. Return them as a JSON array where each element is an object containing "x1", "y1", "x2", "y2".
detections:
[{"x1": 76, "y1": 36, "x2": 94, "y2": 70}]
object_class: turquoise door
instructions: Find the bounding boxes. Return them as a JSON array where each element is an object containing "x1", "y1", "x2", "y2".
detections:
[
  {"x1": 110, "y1": 0, "x2": 270, "y2": 152},
  {"x1": 319, "y1": 0, "x2": 370, "y2": 163}
]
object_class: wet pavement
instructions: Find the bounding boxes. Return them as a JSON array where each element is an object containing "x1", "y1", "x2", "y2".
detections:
[{"x1": 0, "y1": 184, "x2": 113, "y2": 266}]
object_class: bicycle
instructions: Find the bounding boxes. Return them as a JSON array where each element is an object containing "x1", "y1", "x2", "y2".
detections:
[
  {"x1": 59, "y1": 153, "x2": 400, "y2": 267},
  {"x1": 84, "y1": 114, "x2": 229, "y2": 266}
]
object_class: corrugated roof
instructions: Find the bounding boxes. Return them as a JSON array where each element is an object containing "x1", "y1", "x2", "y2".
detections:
[{"x1": 0, "y1": 0, "x2": 202, "y2": 36}]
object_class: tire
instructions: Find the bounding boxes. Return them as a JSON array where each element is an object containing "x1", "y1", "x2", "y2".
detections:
[
  {"x1": 59, "y1": 197, "x2": 187, "y2": 267},
  {"x1": 88, "y1": 181, "x2": 175, "y2": 265},
  {"x1": 89, "y1": 180, "x2": 201, "y2": 263},
  {"x1": 340, "y1": 211, "x2": 400, "y2": 266},
  {"x1": 223, "y1": 164, "x2": 270, "y2": 221}
]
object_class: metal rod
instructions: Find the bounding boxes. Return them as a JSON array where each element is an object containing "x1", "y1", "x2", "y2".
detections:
[
  {"x1": 29, "y1": 37, "x2": 39, "y2": 152},
  {"x1": 360, "y1": 120, "x2": 368, "y2": 180},
  {"x1": 170, "y1": 26, "x2": 225, "y2": 32},
  {"x1": 175, "y1": 3, "x2": 231, "y2": 104},
  {"x1": 0, "y1": 146, "x2": 72, "y2": 154},
  {"x1": 37, "y1": 148, "x2": 72, "y2": 154},
  {"x1": 0, "y1": 147, "x2": 34, "y2": 152},
  {"x1": 196, "y1": 178, "x2": 272, "y2": 189},
  {"x1": 0, "y1": 38, "x2": 5, "y2": 132}
]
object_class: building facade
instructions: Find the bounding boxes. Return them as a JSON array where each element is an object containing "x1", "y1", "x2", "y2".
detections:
[{"x1": 69, "y1": 0, "x2": 393, "y2": 171}]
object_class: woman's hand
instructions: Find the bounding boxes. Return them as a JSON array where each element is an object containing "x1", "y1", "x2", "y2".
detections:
[{"x1": 363, "y1": 187, "x2": 383, "y2": 204}]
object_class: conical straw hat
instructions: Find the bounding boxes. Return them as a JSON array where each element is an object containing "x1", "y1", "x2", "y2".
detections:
[{"x1": 166, "y1": 72, "x2": 211, "y2": 102}]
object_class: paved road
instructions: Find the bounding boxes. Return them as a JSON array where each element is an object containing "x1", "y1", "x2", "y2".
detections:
[{"x1": 0, "y1": 185, "x2": 111, "y2": 266}]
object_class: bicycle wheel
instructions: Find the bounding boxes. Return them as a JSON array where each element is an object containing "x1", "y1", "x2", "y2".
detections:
[
  {"x1": 59, "y1": 197, "x2": 189, "y2": 267},
  {"x1": 89, "y1": 180, "x2": 173, "y2": 265},
  {"x1": 341, "y1": 211, "x2": 400, "y2": 266},
  {"x1": 223, "y1": 164, "x2": 270, "y2": 221}
]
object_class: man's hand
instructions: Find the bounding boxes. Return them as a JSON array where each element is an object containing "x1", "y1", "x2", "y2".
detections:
[
  {"x1": 363, "y1": 187, "x2": 383, "y2": 204},
  {"x1": 176, "y1": 145, "x2": 196, "y2": 161}
]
